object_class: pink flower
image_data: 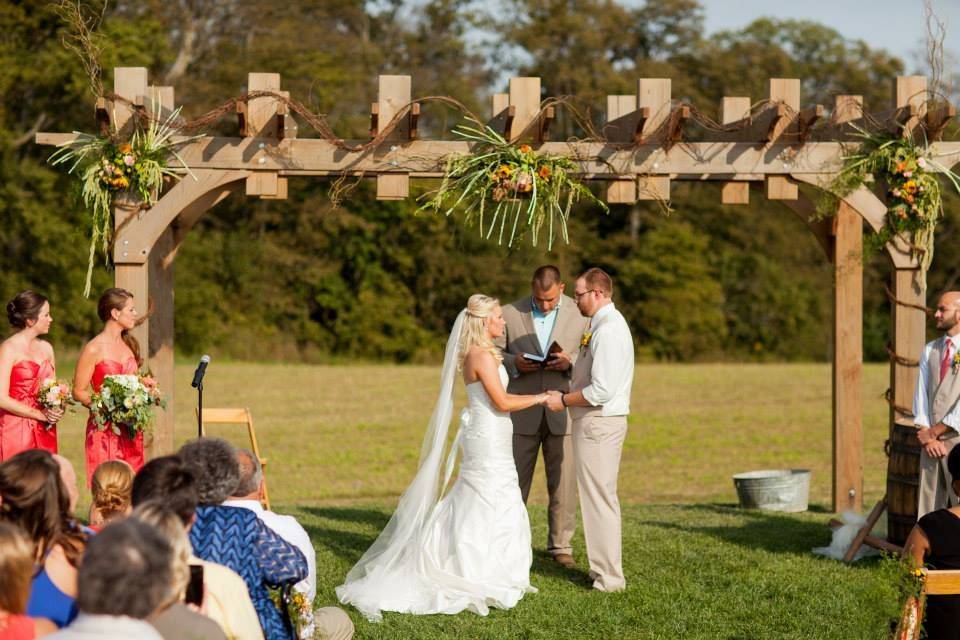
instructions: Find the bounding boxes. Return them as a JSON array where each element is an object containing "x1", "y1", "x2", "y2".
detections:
[
  {"x1": 123, "y1": 155, "x2": 135, "y2": 167},
  {"x1": 891, "y1": 188, "x2": 901, "y2": 197},
  {"x1": 141, "y1": 376, "x2": 157, "y2": 389},
  {"x1": 917, "y1": 157, "x2": 927, "y2": 169},
  {"x1": 903, "y1": 170, "x2": 913, "y2": 178}
]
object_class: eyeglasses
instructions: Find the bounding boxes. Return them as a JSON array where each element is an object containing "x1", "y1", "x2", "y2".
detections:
[{"x1": 574, "y1": 289, "x2": 598, "y2": 300}]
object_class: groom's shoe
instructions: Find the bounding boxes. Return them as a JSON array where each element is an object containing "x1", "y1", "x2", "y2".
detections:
[{"x1": 553, "y1": 553, "x2": 576, "y2": 568}]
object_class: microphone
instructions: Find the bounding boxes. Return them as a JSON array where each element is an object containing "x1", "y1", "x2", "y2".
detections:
[{"x1": 191, "y1": 355, "x2": 211, "y2": 388}]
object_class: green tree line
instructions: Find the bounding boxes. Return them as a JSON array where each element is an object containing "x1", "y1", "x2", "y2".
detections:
[{"x1": 1, "y1": 0, "x2": 957, "y2": 361}]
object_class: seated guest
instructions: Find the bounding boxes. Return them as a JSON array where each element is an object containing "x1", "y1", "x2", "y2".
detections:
[
  {"x1": 132, "y1": 503, "x2": 227, "y2": 640},
  {"x1": 0, "y1": 450, "x2": 86, "y2": 628},
  {"x1": 47, "y1": 519, "x2": 170, "y2": 639},
  {"x1": 132, "y1": 454, "x2": 264, "y2": 640},
  {"x1": 225, "y1": 449, "x2": 317, "y2": 601},
  {"x1": 179, "y1": 438, "x2": 307, "y2": 640},
  {"x1": 88, "y1": 460, "x2": 133, "y2": 529},
  {"x1": 50, "y1": 456, "x2": 79, "y2": 517},
  {"x1": 905, "y1": 444, "x2": 960, "y2": 640},
  {"x1": 0, "y1": 522, "x2": 56, "y2": 638},
  {"x1": 224, "y1": 450, "x2": 355, "y2": 640}
]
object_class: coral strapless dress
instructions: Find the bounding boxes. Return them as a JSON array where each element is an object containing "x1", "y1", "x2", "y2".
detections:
[
  {"x1": 0, "y1": 359, "x2": 57, "y2": 460},
  {"x1": 84, "y1": 357, "x2": 144, "y2": 484}
]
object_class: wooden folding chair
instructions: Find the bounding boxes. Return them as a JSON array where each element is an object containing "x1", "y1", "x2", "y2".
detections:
[
  {"x1": 196, "y1": 407, "x2": 271, "y2": 510},
  {"x1": 896, "y1": 569, "x2": 960, "y2": 640}
]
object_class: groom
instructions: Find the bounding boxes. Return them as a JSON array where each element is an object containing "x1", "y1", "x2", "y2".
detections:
[
  {"x1": 496, "y1": 265, "x2": 588, "y2": 569},
  {"x1": 546, "y1": 267, "x2": 633, "y2": 592}
]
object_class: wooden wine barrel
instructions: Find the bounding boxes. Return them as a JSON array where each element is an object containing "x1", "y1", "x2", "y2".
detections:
[{"x1": 886, "y1": 423, "x2": 922, "y2": 546}]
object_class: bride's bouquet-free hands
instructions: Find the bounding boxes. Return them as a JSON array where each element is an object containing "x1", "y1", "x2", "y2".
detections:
[
  {"x1": 37, "y1": 378, "x2": 74, "y2": 427},
  {"x1": 90, "y1": 373, "x2": 165, "y2": 438}
]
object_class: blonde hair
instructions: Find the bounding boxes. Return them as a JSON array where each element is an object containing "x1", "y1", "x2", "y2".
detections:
[
  {"x1": 0, "y1": 522, "x2": 35, "y2": 614},
  {"x1": 132, "y1": 502, "x2": 192, "y2": 603},
  {"x1": 457, "y1": 294, "x2": 503, "y2": 370},
  {"x1": 91, "y1": 460, "x2": 134, "y2": 524}
]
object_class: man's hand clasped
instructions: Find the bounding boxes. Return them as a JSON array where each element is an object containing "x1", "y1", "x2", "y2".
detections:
[
  {"x1": 515, "y1": 355, "x2": 541, "y2": 374},
  {"x1": 544, "y1": 351, "x2": 572, "y2": 372},
  {"x1": 542, "y1": 390, "x2": 565, "y2": 412},
  {"x1": 917, "y1": 427, "x2": 938, "y2": 446}
]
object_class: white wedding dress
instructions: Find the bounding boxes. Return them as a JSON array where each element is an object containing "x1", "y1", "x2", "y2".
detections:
[{"x1": 336, "y1": 361, "x2": 536, "y2": 621}]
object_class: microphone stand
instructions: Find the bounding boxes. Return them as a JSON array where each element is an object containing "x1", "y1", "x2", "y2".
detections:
[{"x1": 196, "y1": 379, "x2": 203, "y2": 439}]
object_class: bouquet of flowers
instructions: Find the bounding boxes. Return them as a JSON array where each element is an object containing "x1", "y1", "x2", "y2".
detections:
[
  {"x1": 270, "y1": 587, "x2": 315, "y2": 639},
  {"x1": 36, "y1": 379, "x2": 73, "y2": 428},
  {"x1": 90, "y1": 373, "x2": 165, "y2": 438}
]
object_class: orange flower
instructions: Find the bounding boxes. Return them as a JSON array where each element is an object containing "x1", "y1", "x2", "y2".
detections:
[
  {"x1": 518, "y1": 144, "x2": 532, "y2": 154},
  {"x1": 119, "y1": 143, "x2": 132, "y2": 154},
  {"x1": 895, "y1": 161, "x2": 906, "y2": 174},
  {"x1": 538, "y1": 165, "x2": 552, "y2": 180}
]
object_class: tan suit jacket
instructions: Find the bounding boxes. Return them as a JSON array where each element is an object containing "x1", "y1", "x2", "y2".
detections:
[
  {"x1": 929, "y1": 337, "x2": 960, "y2": 425},
  {"x1": 496, "y1": 295, "x2": 589, "y2": 436}
]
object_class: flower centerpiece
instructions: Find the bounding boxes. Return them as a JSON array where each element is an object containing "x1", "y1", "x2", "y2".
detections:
[
  {"x1": 89, "y1": 373, "x2": 165, "y2": 438},
  {"x1": 48, "y1": 101, "x2": 198, "y2": 296},
  {"x1": 37, "y1": 379, "x2": 74, "y2": 428},
  {"x1": 820, "y1": 125, "x2": 960, "y2": 278},
  {"x1": 419, "y1": 118, "x2": 608, "y2": 249}
]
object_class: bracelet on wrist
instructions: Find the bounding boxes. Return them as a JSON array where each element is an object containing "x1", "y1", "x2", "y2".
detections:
[{"x1": 560, "y1": 393, "x2": 567, "y2": 407}]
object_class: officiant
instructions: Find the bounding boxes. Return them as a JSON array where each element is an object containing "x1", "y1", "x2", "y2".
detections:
[{"x1": 495, "y1": 265, "x2": 588, "y2": 569}]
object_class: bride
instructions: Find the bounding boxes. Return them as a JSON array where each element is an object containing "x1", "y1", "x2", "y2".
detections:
[{"x1": 336, "y1": 294, "x2": 550, "y2": 621}]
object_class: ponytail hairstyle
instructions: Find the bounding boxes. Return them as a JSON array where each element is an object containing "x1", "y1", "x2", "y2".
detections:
[
  {"x1": 7, "y1": 291, "x2": 48, "y2": 330},
  {"x1": 91, "y1": 460, "x2": 134, "y2": 524},
  {"x1": 457, "y1": 294, "x2": 503, "y2": 370},
  {"x1": 97, "y1": 288, "x2": 143, "y2": 366}
]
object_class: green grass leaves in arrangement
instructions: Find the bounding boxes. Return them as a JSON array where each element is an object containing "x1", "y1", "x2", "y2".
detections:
[
  {"x1": 48, "y1": 101, "x2": 198, "y2": 296},
  {"x1": 419, "y1": 118, "x2": 608, "y2": 249},
  {"x1": 819, "y1": 125, "x2": 960, "y2": 277}
]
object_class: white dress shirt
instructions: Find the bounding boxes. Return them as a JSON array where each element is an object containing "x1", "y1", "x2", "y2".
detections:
[
  {"x1": 223, "y1": 499, "x2": 317, "y2": 601},
  {"x1": 913, "y1": 333, "x2": 960, "y2": 430},
  {"x1": 49, "y1": 614, "x2": 163, "y2": 640},
  {"x1": 581, "y1": 303, "x2": 634, "y2": 416}
]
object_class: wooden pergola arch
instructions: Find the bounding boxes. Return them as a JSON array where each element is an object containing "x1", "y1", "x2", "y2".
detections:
[{"x1": 38, "y1": 68, "x2": 960, "y2": 516}]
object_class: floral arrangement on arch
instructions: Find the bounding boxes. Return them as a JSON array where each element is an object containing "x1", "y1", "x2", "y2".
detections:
[
  {"x1": 822, "y1": 125, "x2": 960, "y2": 276},
  {"x1": 419, "y1": 118, "x2": 608, "y2": 249},
  {"x1": 48, "y1": 102, "x2": 197, "y2": 296}
]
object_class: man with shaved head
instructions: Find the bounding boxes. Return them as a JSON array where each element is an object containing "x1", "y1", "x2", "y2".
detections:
[{"x1": 914, "y1": 291, "x2": 960, "y2": 516}]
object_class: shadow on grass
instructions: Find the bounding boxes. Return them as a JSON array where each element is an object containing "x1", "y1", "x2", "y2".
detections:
[
  {"x1": 643, "y1": 503, "x2": 835, "y2": 556},
  {"x1": 531, "y1": 549, "x2": 593, "y2": 589},
  {"x1": 298, "y1": 506, "x2": 392, "y2": 564}
]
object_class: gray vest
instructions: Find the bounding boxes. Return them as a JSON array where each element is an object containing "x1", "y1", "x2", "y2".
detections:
[
  {"x1": 928, "y1": 336, "x2": 960, "y2": 427},
  {"x1": 570, "y1": 330, "x2": 602, "y2": 421}
]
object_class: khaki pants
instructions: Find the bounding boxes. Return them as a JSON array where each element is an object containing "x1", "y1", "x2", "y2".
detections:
[
  {"x1": 918, "y1": 433, "x2": 960, "y2": 518},
  {"x1": 573, "y1": 414, "x2": 627, "y2": 592},
  {"x1": 315, "y1": 606, "x2": 354, "y2": 640},
  {"x1": 513, "y1": 416, "x2": 578, "y2": 556}
]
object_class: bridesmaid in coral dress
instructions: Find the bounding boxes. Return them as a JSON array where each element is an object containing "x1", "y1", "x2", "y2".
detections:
[
  {"x1": 73, "y1": 288, "x2": 145, "y2": 485},
  {"x1": 0, "y1": 292, "x2": 65, "y2": 461}
]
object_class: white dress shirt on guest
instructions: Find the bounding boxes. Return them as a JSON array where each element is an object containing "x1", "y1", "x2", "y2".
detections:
[
  {"x1": 48, "y1": 614, "x2": 163, "y2": 640},
  {"x1": 913, "y1": 333, "x2": 960, "y2": 430},
  {"x1": 223, "y1": 499, "x2": 317, "y2": 601},
  {"x1": 580, "y1": 303, "x2": 634, "y2": 417}
]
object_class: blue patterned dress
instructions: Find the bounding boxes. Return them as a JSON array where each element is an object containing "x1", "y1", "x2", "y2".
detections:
[{"x1": 189, "y1": 505, "x2": 308, "y2": 640}]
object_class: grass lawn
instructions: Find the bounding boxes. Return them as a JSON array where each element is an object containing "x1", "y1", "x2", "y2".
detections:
[{"x1": 49, "y1": 362, "x2": 902, "y2": 638}]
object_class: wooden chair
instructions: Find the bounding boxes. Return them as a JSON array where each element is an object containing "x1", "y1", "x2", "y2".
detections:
[
  {"x1": 896, "y1": 569, "x2": 960, "y2": 640},
  {"x1": 196, "y1": 407, "x2": 271, "y2": 510}
]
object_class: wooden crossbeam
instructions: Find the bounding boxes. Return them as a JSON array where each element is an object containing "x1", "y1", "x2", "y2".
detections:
[
  {"x1": 764, "y1": 104, "x2": 790, "y2": 143},
  {"x1": 720, "y1": 96, "x2": 751, "y2": 205},
  {"x1": 538, "y1": 105, "x2": 555, "y2": 142},
  {"x1": 375, "y1": 75, "x2": 412, "y2": 200},
  {"x1": 635, "y1": 106, "x2": 651, "y2": 142},
  {"x1": 666, "y1": 105, "x2": 690, "y2": 146},
  {"x1": 798, "y1": 104, "x2": 825, "y2": 141},
  {"x1": 925, "y1": 103, "x2": 956, "y2": 141}
]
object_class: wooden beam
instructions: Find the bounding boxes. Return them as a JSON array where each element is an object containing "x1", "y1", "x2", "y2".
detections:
[
  {"x1": 833, "y1": 200, "x2": 863, "y2": 513},
  {"x1": 113, "y1": 67, "x2": 148, "y2": 136},
  {"x1": 925, "y1": 102, "x2": 955, "y2": 141},
  {"x1": 798, "y1": 104, "x2": 825, "y2": 141},
  {"x1": 375, "y1": 74, "x2": 411, "y2": 200},
  {"x1": 507, "y1": 76, "x2": 541, "y2": 142},
  {"x1": 409, "y1": 103, "x2": 421, "y2": 140},
  {"x1": 637, "y1": 78, "x2": 671, "y2": 200},
  {"x1": 720, "y1": 96, "x2": 751, "y2": 205},
  {"x1": 604, "y1": 94, "x2": 638, "y2": 204},
  {"x1": 764, "y1": 78, "x2": 799, "y2": 200},
  {"x1": 538, "y1": 105, "x2": 555, "y2": 142},
  {"x1": 777, "y1": 192, "x2": 832, "y2": 259},
  {"x1": 246, "y1": 72, "x2": 284, "y2": 138},
  {"x1": 95, "y1": 97, "x2": 112, "y2": 136},
  {"x1": 765, "y1": 175, "x2": 798, "y2": 200},
  {"x1": 895, "y1": 76, "x2": 927, "y2": 138}
]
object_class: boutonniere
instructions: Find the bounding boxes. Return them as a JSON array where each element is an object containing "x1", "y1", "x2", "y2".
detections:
[
  {"x1": 952, "y1": 351, "x2": 960, "y2": 375},
  {"x1": 580, "y1": 331, "x2": 593, "y2": 349}
]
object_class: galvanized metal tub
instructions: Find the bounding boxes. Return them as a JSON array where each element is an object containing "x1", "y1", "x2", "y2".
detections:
[{"x1": 732, "y1": 469, "x2": 811, "y2": 512}]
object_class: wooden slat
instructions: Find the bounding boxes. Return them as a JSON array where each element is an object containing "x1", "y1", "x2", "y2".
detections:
[
  {"x1": 924, "y1": 570, "x2": 960, "y2": 595},
  {"x1": 375, "y1": 75, "x2": 412, "y2": 200},
  {"x1": 246, "y1": 73, "x2": 283, "y2": 138},
  {"x1": 202, "y1": 408, "x2": 251, "y2": 423},
  {"x1": 113, "y1": 67, "x2": 148, "y2": 135},
  {"x1": 765, "y1": 79, "x2": 800, "y2": 201},
  {"x1": 507, "y1": 77, "x2": 541, "y2": 142},
  {"x1": 720, "y1": 96, "x2": 751, "y2": 205},
  {"x1": 246, "y1": 172, "x2": 279, "y2": 197},
  {"x1": 895, "y1": 76, "x2": 927, "y2": 137},
  {"x1": 605, "y1": 95, "x2": 638, "y2": 203},
  {"x1": 637, "y1": 78, "x2": 671, "y2": 201},
  {"x1": 765, "y1": 175, "x2": 798, "y2": 200}
]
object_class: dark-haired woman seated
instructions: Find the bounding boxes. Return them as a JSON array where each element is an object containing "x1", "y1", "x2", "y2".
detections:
[
  {"x1": 0, "y1": 292, "x2": 64, "y2": 461},
  {"x1": 0, "y1": 450, "x2": 87, "y2": 629},
  {"x1": 904, "y1": 443, "x2": 960, "y2": 640}
]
